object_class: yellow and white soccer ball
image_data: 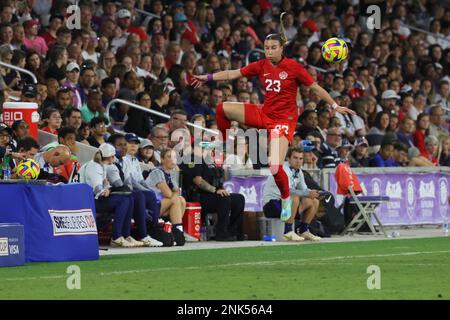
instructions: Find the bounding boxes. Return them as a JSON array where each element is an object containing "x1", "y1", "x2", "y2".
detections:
[
  {"x1": 322, "y1": 38, "x2": 349, "y2": 63},
  {"x1": 16, "y1": 159, "x2": 40, "y2": 180}
]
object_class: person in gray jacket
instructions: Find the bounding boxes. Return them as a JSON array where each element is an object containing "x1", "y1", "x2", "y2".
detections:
[{"x1": 79, "y1": 143, "x2": 136, "y2": 248}]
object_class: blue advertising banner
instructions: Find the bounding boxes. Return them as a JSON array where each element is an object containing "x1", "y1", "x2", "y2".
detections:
[
  {"x1": 0, "y1": 183, "x2": 99, "y2": 262},
  {"x1": 0, "y1": 224, "x2": 25, "y2": 267}
]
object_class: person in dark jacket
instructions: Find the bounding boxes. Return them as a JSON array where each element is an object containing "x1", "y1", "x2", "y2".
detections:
[{"x1": 124, "y1": 91, "x2": 153, "y2": 138}]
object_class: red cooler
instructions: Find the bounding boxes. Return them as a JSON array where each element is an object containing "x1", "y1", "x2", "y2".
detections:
[
  {"x1": 183, "y1": 202, "x2": 202, "y2": 240},
  {"x1": 2, "y1": 102, "x2": 39, "y2": 139}
]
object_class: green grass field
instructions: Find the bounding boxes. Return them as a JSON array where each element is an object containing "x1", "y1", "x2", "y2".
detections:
[{"x1": 1, "y1": 237, "x2": 449, "y2": 300}]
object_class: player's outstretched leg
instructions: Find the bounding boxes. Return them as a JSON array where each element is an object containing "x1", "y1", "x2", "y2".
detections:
[
  {"x1": 200, "y1": 102, "x2": 246, "y2": 149},
  {"x1": 269, "y1": 135, "x2": 291, "y2": 222}
]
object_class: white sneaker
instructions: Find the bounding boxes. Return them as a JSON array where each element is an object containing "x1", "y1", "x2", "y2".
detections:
[
  {"x1": 184, "y1": 232, "x2": 199, "y2": 242},
  {"x1": 126, "y1": 236, "x2": 144, "y2": 247},
  {"x1": 111, "y1": 236, "x2": 134, "y2": 248},
  {"x1": 299, "y1": 231, "x2": 321, "y2": 241},
  {"x1": 140, "y1": 235, "x2": 163, "y2": 247},
  {"x1": 283, "y1": 231, "x2": 305, "y2": 242}
]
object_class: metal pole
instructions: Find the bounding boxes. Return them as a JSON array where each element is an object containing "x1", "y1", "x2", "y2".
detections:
[
  {"x1": 105, "y1": 99, "x2": 219, "y2": 135},
  {"x1": 0, "y1": 61, "x2": 37, "y2": 84}
]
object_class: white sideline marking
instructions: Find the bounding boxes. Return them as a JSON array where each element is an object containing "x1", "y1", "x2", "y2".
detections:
[{"x1": 3, "y1": 249, "x2": 449, "y2": 282}]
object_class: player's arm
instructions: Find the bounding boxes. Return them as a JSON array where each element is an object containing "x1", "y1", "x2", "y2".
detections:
[
  {"x1": 192, "y1": 69, "x2": 242, "y2": 88},
  {"x1": 309, "y1": 82, "x2": 356, "y2": 115}
]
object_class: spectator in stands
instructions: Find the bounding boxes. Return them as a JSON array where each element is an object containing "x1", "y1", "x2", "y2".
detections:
[
  {"x1": 439, "y1": 136, "x2": 450, "y2": 166},
  {"x1": 396, "y1": 116, "x2": 416, "y2": 148},
  {"x1": 137, "y1": 139, "x2": 156, "y2": 172},
  {"x1": 392, "y1": 142, "x2": 409, "y2": 167},
  {"x1": 100, "y1": 77, "x2": 116, "y2": 107},
  {"x1": 22, "y1": 19, "x2": 48, "y2": 56},
  {"x1": 40, "y1": 108, "x2": 62, "y2": 135},
  {"x1": 319, "y1": 126, "x2": 341, "y2": 168},
  {"x1": 367, "y1": 111, "x2": 391, "y2": 154},
  {"x1": 433, "y1": 80, "x2": 449, "y2": 113},
  {"x1": 297, "y1": 110, "x2": 318, "y2": 139},
  {"x1": 76, "y1": 66, "x2": 97, "y2": 106},
  {"x1": 15, "y1": 137, "x2": 39, "y2": 162},
  {"x1": 10, "y1": 119, "x2": 29, "y2": 149},
  {"x1": 79, "y1": 143, "x2": 136, "y2": 248},
  {"x1": 124, "y1": 91, "x2": 153, "y2": 138},
  {"x1": 166, "y1": 109, "x2": 188, "y2": 137},
  {"x1": 370, "y1": 140, "x2": 396, "y2": 167},
  {"x1": 413, "y1": 113, "x2": 431, "y2": 156},
  {"x1": 145, "y1": 148, "x2": 186, "y2": 246},
  {"x1": 350, "y1": 137, "x2": 370, "y2": 167},
  {"x1": 183, "y1": 86, "x2": 214, "y2": 121},
  {"x1": 106, "y1": 133, "x2": 164, "y2": 247},
  {"x1": 80, "y1": 89, "x2": 108, "y2": 124},
  {"x1": 423, "y1": 135, "x2": 439, "y2": 166},
  {"x1": 63, "y1": 108, "x2": 83, "y2": 133},
  {"x1": 41, "y1": 14, "x2": 63, "y2": 47},
  {"x1": 42, "y1": 78, "x2": 59, "y2": 109},
  {"x1": 181, "y1": 146, "x2": 245, "y2": 241},
  {"x1": 20, "y1": 83, "x2": 38, "y2": 103},
  {"x1": 380, "y1": 89, "x2": 400, "y2": 115},
  {"x1": 316, "y1": 107, "x2": 331, "y2": 141},
  {"x1": 149, "y1": 82, "x2": 171, "y2": 126},
  {"x1": 44, "y1": 45, "x2": 68, "y2": 82},
  {"x1": 429, "y1": 105, "x2": 449, "y2": 140},
  {"x1": 87, "y1": 117, "x2": 107, "y2": 148},
  {"x1": 62, "y1": 62, "x2": 82, "y2": 109},
  {"x1": 53, "y1": 87, "x2": 72, "y2": 115},
  {"x1": 336, "y1": 138, "x2": 353, "y2": 163},
  {"x1": 263, "y1": 147, "x2": 321, "y2": 242},
  {"x1": 150, "y1": 126, "x2": 169, "y2": 162}
]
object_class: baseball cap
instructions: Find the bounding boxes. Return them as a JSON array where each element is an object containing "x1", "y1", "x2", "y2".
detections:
[
  {"x1": 302, "y1": 19, "x2": 319, "y2": 32},
  {"x1": 66, "y1": 62, "x2": 80, "y2": 72},
  {"x1": 98, "y1": 143, "x2": 116, "y2": 158},
  {"x1": 117, "y1": 9, "x2": 131, "y2": 19},
  {"x1": 172, "y1": 1, "x2": 184, "y2": 8},
  {"x1": 355, "y1": 136, "x2": 369, "y2": 147},
  {"x1": 381, "y1": 89, "x2": 400, "y2": 100},
  {"x1": 22, "y1": 83, "x2": 37, "y2": 98},
  {"x1": 301, "y1": 140, "x2": 315, "y2": 152},
  {"x1": 125, "y1": 133, "x2": 140, "y2": 143},
  {"x1": 337, "y1": 138, "x2": 353, "y2": 150},
  {"x1": 0, "y1": 123, "x2": 12, "y2": 135},
  {"x1": 139, "y1": 139, "x2": 154, "y2": 149},
  {"x1": 174, "y1": 12, "x2": 188, "y2": 23},
  {"x1": 23, "y1": 19, "x2": 39, "y2": 29}
]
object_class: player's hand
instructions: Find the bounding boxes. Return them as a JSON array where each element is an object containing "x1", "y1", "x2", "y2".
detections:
[
  {"x1": 191, "y1": 75, "x2": 208, "y2": 88},
  {"x1": 335, "y1": 106, "x2": 356, "y2": 115}
]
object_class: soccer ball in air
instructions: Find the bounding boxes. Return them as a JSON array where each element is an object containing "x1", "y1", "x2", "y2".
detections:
[
  {"x1": 16, "y1": 159, "x2": 40, "y2": 180},
  {"x1": 322, "y1": 38, "x2": 349, "y2": 63}
]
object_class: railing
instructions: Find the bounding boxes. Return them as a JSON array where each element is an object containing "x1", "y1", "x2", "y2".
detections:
[
  {"x1": 105, "y1": 98, "x2": 219, "y2": 136},
  {"x1": 402, "y1": 22, "x2": 450, "y2": 44},
  {"x1": 0, "y1": 60, "x2": 37, "y2": 84}
]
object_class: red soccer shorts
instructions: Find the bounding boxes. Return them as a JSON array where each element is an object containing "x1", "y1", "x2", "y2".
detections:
[{"x1": 243, "y1": 103, "x2": 296, "y2": 143}]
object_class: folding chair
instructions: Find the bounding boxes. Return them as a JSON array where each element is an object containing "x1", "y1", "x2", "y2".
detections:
[
  {"x1": 340, "y1": 186, "x2": 389, "y2": 237},
  {"x1": 335, "y1": 162, "x2": 389, "y2": 237}
]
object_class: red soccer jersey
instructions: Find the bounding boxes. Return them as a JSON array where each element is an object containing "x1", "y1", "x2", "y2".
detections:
[{"x1": 240, "y1": 57, "x2": 314, "y2": 122}]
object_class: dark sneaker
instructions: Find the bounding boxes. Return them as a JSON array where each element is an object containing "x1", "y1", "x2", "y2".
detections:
[{"x1": 172, "y1": 228, "x2": 186, "y2": 246}]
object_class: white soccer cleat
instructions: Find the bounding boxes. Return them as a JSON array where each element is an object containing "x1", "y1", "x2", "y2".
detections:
[
  {"x1": 283, "y1": 231, "x2": 305, "y2": 242},
  {"x1": 110, "y1": 236, "x2": 135, "y2": 248},
  {"x1": 299, "y1": 231, "x2": 321, "y2": 241},
  {"x1": 140, "y1": 235, "x2": 163, "y2": 247}
]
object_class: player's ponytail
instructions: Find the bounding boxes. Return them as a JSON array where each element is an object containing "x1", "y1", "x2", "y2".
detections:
[
  {"x1": 279, "y1": 12, "x2": 288, "y2": 46},
  {"x1": 264, "y1": 12, "x2": 288, "y2": 47}
]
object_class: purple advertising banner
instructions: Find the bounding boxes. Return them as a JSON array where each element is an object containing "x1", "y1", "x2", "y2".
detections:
[
  {"x1": 225, "y1": 172, "x2": 449, "y2": 225},
  {"x1": 329, "y1": 173, "x2": 450, "y2": 225}
]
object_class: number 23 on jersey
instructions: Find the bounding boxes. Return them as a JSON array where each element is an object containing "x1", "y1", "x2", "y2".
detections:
[{"x1": 265, "y1": 79, "x2": 281, "y2": 93}]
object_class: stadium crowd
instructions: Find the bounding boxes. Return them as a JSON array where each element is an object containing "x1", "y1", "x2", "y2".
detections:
[{"x1": 0, "y1": 0, "x2": 449, "y2": 246}]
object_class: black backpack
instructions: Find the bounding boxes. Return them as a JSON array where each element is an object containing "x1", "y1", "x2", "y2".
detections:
[{"x1": 318, "y1": 194, "x2": 345, "y2": 235}]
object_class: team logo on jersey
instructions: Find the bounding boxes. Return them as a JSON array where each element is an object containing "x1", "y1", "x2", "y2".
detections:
[{"x1": 279, "y1": 71, "x2": 288, "y2": 80}]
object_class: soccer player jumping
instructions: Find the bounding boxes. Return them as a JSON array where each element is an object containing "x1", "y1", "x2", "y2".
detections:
[{"x1": 191, "y1": 13, "x2": 355, "y2": 222}]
